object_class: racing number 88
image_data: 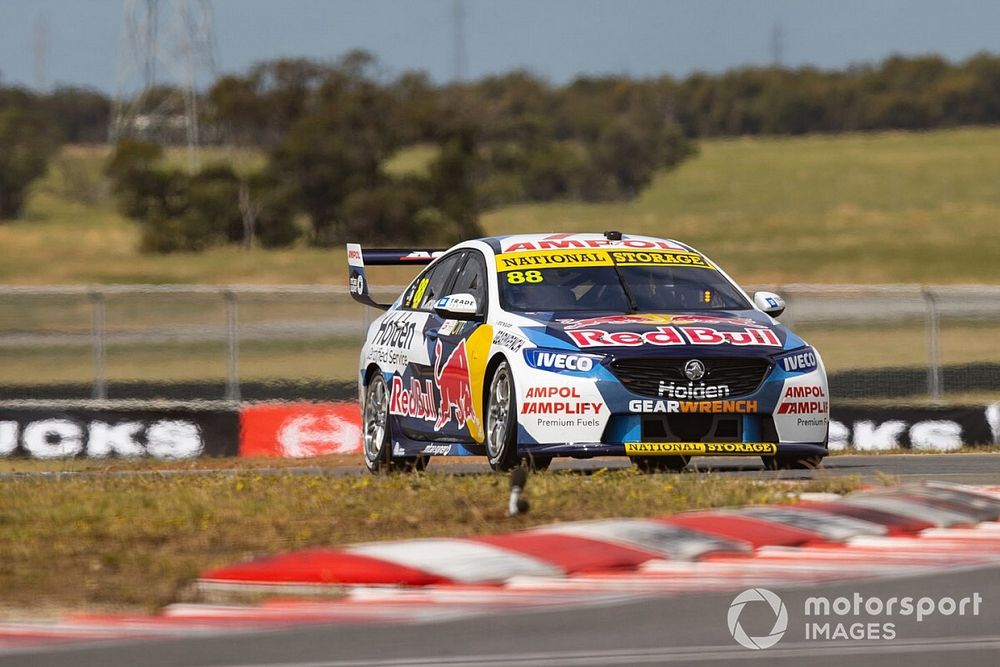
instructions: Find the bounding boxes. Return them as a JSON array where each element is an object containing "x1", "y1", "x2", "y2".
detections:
[{"x1": 506, "y1": 270, "x2": 543, "y2": 284}]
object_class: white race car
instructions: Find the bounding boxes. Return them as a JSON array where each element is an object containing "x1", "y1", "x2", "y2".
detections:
[{"x1": 348, "y1": 232, "x2": 829, "y2": 473}]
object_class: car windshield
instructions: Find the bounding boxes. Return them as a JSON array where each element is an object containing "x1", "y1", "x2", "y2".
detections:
[{"x1": 498, "y1": 262, "x2": 751, "y2": 313}]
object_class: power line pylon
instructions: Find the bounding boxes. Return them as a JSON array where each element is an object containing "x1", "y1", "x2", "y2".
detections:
[
  {"x1": 110, "y1": 0, "x2": 217, "y2": 168},
  {"x1": 769, "y1": 21, "x2": 785, "y2": 68},
  {"x1": 452, "y1": 0, "x2": 466, "y2": 83}
]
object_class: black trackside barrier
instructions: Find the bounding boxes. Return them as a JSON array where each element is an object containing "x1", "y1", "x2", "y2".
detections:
[
  {"x1": 0, "y1": 406, "x2": 239, "y2": 459},
  {"x1": 830, "y1": 405, "x2": 997, "y2": 450}
]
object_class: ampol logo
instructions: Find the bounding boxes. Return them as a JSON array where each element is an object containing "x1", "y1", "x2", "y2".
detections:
[{"x1": 728, "y1": 588, "x2": 788, "y2": 650}]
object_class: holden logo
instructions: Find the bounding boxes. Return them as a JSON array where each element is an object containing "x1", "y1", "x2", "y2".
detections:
[{"x1": 684, "y1": 359, "x2": 706, "y2": 381}]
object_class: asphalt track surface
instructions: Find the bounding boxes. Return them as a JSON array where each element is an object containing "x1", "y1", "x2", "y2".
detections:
[
  {"x1": 8, "y1": 563, "x2": 999, "y2": 667},
  {"x1": 5, "y1": 453, "x2": 1000, "y2": 484}
]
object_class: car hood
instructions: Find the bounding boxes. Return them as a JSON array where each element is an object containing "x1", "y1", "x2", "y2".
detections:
[{"x1": 520, "y1": 310, "x2": 801, "y2": 354}]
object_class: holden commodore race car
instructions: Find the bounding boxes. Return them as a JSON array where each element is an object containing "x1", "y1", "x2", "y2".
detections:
[{"x1": 348, "y1": 232, "x2": 829, "y2": 473}]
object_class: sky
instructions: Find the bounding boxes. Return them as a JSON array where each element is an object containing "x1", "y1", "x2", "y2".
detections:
[{"x1": 1, "y1": 0, "x2": 999, "y2": 93}]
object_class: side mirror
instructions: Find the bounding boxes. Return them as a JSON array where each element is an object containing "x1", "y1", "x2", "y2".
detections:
[
  {"x1": 434, "y1": 293, "x2": 481, "y2": 321},
  {"x1": 753, "y1": 291, "x2": 786, "y2": 318}
]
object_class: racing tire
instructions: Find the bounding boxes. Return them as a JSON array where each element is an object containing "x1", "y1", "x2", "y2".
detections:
[
  {"x1": 761, "y1": 455, "x2": 824, "y2": 470},
  {"x1": 630, "y1": 455, "x2": 690, "y2": 473},
  {"x1": 363, "y1": 374, "x2": 428, "y2": 474},
  {"x1": 486, "y1": 361, "x2": 520, "y2": 472},
  {"x1": 362, "y1": 374, "x2": 393, "y2": 474}
]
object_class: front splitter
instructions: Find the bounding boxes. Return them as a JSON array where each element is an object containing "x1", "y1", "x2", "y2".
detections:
[{"x1": 520, "y1": 441, "x2": 829, "y2": 458}]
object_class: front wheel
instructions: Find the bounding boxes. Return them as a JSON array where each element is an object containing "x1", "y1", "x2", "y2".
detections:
[{"x1": 486, "y1": 361, "x2": 520, "y2": 472}]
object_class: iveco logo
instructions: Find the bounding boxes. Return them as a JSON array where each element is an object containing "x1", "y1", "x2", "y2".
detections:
[{"x1": 684, "y1": 359, "x2": 706, "y2": 381}]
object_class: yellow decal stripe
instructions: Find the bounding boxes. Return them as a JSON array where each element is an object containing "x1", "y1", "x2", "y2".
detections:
[
  {"x1": 496, "y1": 250, "x2": 612, "y2": 272},
  {"x1": 607, "y1": 250, "x2": 711, "y2": 269},
  {"x1": 463, "y1": 324, "x2": 493, "y2": 443},
  {"x1": 410, "y1": 277, "x2": 429, "y2": 308},
  {"x1": 624, "y1": 442, "x2": 778, "y2": 456},
  {"x1": 495, "y1": 249, "x2": 714, "y2": 272}
]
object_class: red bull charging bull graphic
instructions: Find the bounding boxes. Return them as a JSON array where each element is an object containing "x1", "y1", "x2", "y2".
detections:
[
  {"x1": 433, "y1": 339, "x2": 480, "y2": 433},
  {"x1": 387, "y1": 339, "x2": 481, "y2": 435}
]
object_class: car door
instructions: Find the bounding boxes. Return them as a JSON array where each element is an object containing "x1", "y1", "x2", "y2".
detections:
[
  {"x1": 390, "y1": 251, "x2": 466, "y2": 442},
  {"x1": 423, "y1": 250, "x2": 492, "y2": 444}
]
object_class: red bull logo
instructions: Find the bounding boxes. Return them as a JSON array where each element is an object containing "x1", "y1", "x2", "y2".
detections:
[
  {"x1": 559, "y1": 314, "x2": 761, "y2": 330},
  {"x1": 433, "y1": 339, "x2": 481, "y2": 432},
  {"x1": 569, "y1": 325, "x2": 781, "y2": 348}
]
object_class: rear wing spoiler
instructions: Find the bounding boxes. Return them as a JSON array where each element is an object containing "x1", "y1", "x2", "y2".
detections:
[{"x1": 346, "y1": 243, "x2": 445, "y2": 310}]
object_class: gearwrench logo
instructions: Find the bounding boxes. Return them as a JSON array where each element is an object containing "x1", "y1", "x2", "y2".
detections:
[{"x1": 727, "y1": 588, "x2": 788, "y2": 649}]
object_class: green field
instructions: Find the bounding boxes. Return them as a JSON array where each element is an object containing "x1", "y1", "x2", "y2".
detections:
[
  {"x1": 2, "y1": 130, "x2": 999, "y2": 392},
  {"x1": 2, "y1": 127, "x2": 1000, "y2": 285},
  {"x1": 483, "y1": 128, "x2": 1000, "y2": 285}
]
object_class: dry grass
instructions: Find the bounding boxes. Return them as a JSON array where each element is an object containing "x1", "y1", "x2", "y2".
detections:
[{"x1": 0, "y1": 469, "x2": 861, "y2": 612}]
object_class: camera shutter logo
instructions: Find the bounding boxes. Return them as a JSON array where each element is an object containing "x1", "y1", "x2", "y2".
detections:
[
  {"x1": 684, "y1": 359, "x2": 706, "y2": 381},
  {"x1": 727, "y1": 588, "x2": 788, "y2": 650}
]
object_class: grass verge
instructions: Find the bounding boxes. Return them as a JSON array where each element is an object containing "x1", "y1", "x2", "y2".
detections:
[{"x1": 0, "y1": 469, "x2": 861, "y2": 613}]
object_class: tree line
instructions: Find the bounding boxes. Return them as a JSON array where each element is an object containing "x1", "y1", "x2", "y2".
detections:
[
  {"x1": 0, "y1": 86, "x2": 108, "y2": 218},
  {"x1": 3, "y1": 51, "x2": 1000, "y2": 251}
]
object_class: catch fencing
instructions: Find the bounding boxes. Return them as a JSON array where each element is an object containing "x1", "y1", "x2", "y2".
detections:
[{"x1": 0, "y1": 284, "x2": 997, "y2": 404}]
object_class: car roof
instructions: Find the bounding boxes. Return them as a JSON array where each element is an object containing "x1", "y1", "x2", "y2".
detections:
[{"x1": 476, "y1": 232, "x2": 696, "y2": 255}]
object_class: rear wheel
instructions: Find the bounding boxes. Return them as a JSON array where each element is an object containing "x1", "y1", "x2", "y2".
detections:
[
  {"x1": 363, "y1": 374, "x2": 427, "y2": 474},
  {"x1": 631, "y1": 455, "x2": 690, "y2": 473},
  {"x1": 486, "y1": 361, "x2": 520, "y2": 472},
  {"x1": 362, "y1": 374, "x2": 392, "y2": 474},
  {"x1": 762, "y1": 455, "x2": 824, "y2": 470}
]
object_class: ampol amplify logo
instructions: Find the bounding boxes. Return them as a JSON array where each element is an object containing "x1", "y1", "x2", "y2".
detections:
[{"x1": 727, "y1": 588, "x2": 788, "y2": 650}]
